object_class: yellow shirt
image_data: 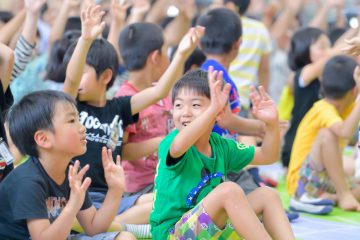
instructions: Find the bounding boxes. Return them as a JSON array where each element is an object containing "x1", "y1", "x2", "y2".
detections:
[{"x1": 287, "y1": 99, "x2": 353, "y2": 196}]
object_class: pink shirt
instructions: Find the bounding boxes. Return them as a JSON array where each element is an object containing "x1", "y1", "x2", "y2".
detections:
[{"x1": 116, "y1": 81, "x2": 173, "y2": 192}]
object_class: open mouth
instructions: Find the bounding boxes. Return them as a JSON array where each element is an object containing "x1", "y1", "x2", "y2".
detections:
[{"x1": 182, "y1": 121, "x2": 191, "y2": 126}]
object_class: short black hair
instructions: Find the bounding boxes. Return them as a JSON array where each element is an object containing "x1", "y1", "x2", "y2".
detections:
[
  {"x1": 224, "y1": 0, "x2": 251, "y2": 15},
  {"x1": 7, "y1": 90, "x2": 76, "y2": 157},
  {"x1": 0, "y1": 11, "x2": 13, "y2": 23},
  {"x1": 64, "y1": 38, "x2": 119, "y2": 89},
  {"x1": 172, "y1": 69, "x2": 210, "y2": 104},
  {"x1": 119, "y1": 22, "x2": 164, "y2": 71},
  {"x1": 46, "y1": 30, "x2": 81, "y2": 83},
  {"x1": 197, "y1": 8, "x2": 242, "y2": 55},
  {"x1": 288, "y1": 27, "x2": 324, "y2": 71},
  {"x1": 321, "y1": 55, "x2": 357, "y2": 99}
]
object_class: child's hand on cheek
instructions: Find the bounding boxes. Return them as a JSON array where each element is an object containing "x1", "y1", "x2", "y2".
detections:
[
  {"x1": 81, "y1": 4, "x2": 106, "y2": 42},
  {"x1": 102, "y1": 147, "x2": 125, "y2": 192},
  {"x1": 250, "y1": 86, "x2": 278, "y2": 127},
  {"x1": 68, "y1": 160, "x2": 91, "y2": 211}
]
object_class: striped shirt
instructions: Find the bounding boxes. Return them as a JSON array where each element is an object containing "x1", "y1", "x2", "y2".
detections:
[
  {"x1": 229, "y1": 17, "x2": 272, "y2": 109},
  {"x1": 11, "y1": 35, "x2": 36, "y2": 81}
]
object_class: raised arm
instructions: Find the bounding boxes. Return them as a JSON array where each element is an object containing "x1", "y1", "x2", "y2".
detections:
[
  {"x1": 64, "y1": 4, "x2": 106, "y2": 98},
  {"x1": 130, "y1": 26, "x2": 205, "y2": 115},
  {"x1": 342, "y1": 27, "x2": 360, "y2": 56},
  {"x1": 127, "y1": 0, "x2": 151, "y2": 24},
  {"x1": 0, "y1": 9, "x2": 26, "y2": 44},
  {"x1": 107, "y1": 0, "x2": 128, "y2": 63},
  {"x1": 250, "y1": 86, "x2": 280, "y2": 165},
  {"x1": 11, "y1": 0, "x2": 44, "y2": 81},
  {"x1": 48, "y1": 0, "x2": 80, "y2": 49},
  {"x1": 308, "y1": 0, "x2": 344, "y2": 31},
  {"x1": 122, "y1": 136, "x2": 164, "y2": 161},
  {"x1": 170, "y1": 68, "x2": 231, "y2": 158},
  {"x1": 0, "y1": 43, "x2": 14, "y2": 91}
]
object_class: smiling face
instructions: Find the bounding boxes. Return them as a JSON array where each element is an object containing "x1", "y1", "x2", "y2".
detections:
[
  {"x1": 172, "y1": 88, "x2": 211, "y2": 131},
  {"x1": 48, "y1": 101, "x2": 87, "y2": 157},
  {"x1": 310, "y1": 34, "x2": 331, "y2": 62}
]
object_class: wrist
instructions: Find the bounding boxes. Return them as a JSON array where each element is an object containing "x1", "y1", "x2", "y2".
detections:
[{"x1": 106, "y1": 188, "x2": 123, "y2": 199}]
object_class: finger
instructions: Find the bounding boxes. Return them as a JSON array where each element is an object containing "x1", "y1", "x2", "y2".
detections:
[
  {"x1": 77, "y1": 164, "x2": 90, "y2": 179},
  {"x1": 116, "y1": 155, "x2": 121, "y2": 165},
  {"x1": 222, "y1": 83, "x2": 231, "y2": 97},
  {"x1": 68, "y1": 165, "x2": 74, "y2": 179},
  {"x1": 195, "y1": 26, "x2": 205, "y2": 39},
  {"x1": 94, "y1": 21, "x2": 106, "y2": 36},
  {"x1": 101, "y1": 146, "x2": 109, "y2": 166},
  {"x1": 73, "y1": 160, "x2": 80, "y2": 176},
  {"x1": 80, "y1": 177, "x2": 92, "y2": 191},
  {"x1": 216, "y1": 70, "x2": 223, "y2": 82},
  {"x1": 258, "y1": 86, "x2": 271, "y2": 101},
  {"x1": 86, "y1": 4, "x2": 92, "y2": 19},
  {"x1": 249, "y1": 85, "x2": 260, "y2": 107}
]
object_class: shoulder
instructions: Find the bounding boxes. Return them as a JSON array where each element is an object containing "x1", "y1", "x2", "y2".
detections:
[{"x1": 116, "y1": 81, "x2": 137, "y2": 97}]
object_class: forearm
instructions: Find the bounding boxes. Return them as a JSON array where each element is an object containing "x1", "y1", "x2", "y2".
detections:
[
  {"x1": 334, "y1": 102, "x2": 360, "y2": 139},
  {"x1": 122, "y1": 137, "x2": 163, "y2": 161},
  {"x1": 107, "y1": 20, "x2": 123, "y2": 63},
  {"x1": 49, "y1": 4, "x2": 73, "y2": 47},
  {"x1": 0, "y1": 43, "x2": 14, "y2": 91},
  {"x1": 0, "y1": 9, "x2": 26, "y2": 44},
  {"x1": 11, "y1": 35, "x2": 35, "y2": 81},
  {"x1": 308, "y1": 4, "x2": 331, "y2": 31},
  {"x1": 218, "y1": 112, "x2": 264, "y2": 137},
  {"x1": 22, "y1": 9, "x2": 39, "y2": 45},
  {"x1": 258, "y1": 56, "x2": 270, "y2": 91},
  {"x1": 88, "y1": 189, "x2": 122, "y2": 235},
  {"x1": 145, "y1": 0, "x2": 167, "y2": 24},
  {"x1": 164, "y1": 12, "x2": 191, "y2": 47},
  {"x1": 32, "y1": 205, "x2": 78, "y2": 240},
  {"x1": 64, "y1": 37, "x2": 93, "y2": 97},
  {"x1": 257, "y1": 124, "x2": 280, "y2": 164}
]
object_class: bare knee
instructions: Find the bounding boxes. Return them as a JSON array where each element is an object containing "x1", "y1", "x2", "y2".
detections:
[
  {"x1": 217, "y1": 182, "x2": 246, "y2": 200},
  {"x1": 115, "y1": 231, "x2": 136, "y2": 240},
  {"x1": 255, "y1": 186, "x2": 281, "y2": 203},
  {"x1": 318, "y1": 128, "x2": 338, "y2": 145}
]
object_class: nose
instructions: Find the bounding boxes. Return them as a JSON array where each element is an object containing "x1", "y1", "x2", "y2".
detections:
[
  {"x1": 182, "y1": 105, "x2": 192, "y2": 117},
  {"x1": 80, "y1": 124, "x2": 86, "y2": 133}
]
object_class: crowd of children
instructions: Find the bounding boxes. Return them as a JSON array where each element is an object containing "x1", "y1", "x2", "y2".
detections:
[{"x1": 0, "y1": 0, "x2": 360, "y2": 239}]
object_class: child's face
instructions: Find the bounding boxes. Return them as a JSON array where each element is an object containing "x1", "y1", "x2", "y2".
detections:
[
  {"x1": 78, "y1": 64, "x2": 103, "y2": 102},
  {"x1": 172, "y1": 88, "x2": 210, "y2": 131},
  {"x1": 49, "y1": 101, "x2": 87, "y2": 156},
  {"x1": 310, "y1": 34, "x2": 331, "y2": 63}
]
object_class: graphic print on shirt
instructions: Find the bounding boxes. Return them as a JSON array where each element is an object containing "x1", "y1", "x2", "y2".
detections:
[
  {"x1": 79, "y1": 111, "x2": 123, "y2": 149},
  {"x1": 46, "y1": 197, "x2": 67, "y2": 223},
  {"x1": 186, "y1": 167, "x2": 224, "y2": 208}
]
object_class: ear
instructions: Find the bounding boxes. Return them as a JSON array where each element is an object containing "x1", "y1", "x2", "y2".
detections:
[
  {"x1": 215, "y1": 106, "x2": 227, "y2": 123},
  {"x1": 149, "y1": 50, "x2": 160, "y2": 65},
  {"x1": 233, "y1": 38, "x2": 241, "y2": 51},
  {"x1": 99, "y1": 69, "x2": 113, "y2": 86},
  {"x1": 34, "y1": 130, "x2": 52, "y2": 149}
]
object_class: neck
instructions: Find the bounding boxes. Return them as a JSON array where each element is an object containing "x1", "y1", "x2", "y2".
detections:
[
  {"x1": 205, "y1": 54, "x2": 233, "y2": 71},
  {"x1": 38, "y1": 153, "x2": 71, "y2": 185},
  {"x1": 128, "y1": 67, "x2": 155, "y2": 91},
  {"x1": 325, "y1": 98, "x2": 347, "y2": 114},
  {"x1": 86, "y1": 90, "x2": 107, "y2": 107}
]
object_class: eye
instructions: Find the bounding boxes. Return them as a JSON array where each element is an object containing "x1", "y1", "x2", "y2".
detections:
[
  {"x1": 193, "y1": 103, "x2": 201, "y2": 108},
  {"x1": 174, "y1": 103, "x2": 182, "y2": 108}
]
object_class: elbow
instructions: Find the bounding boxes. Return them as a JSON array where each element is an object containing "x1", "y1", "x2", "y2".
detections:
[{"x1": 169, "y1": 142, "x2": 184, "y2": 159}]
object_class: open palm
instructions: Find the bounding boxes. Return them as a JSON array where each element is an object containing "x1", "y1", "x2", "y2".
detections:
[{"x1": 250, "y1": 86, "x2": 278, "y2": 125}]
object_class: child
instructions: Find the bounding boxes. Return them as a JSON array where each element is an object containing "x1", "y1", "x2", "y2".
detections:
[
  {"x1": 115, "y1": 22, "x2": 172, "y2": 196},
  {"x1": 282, "y1": 27, "x2": 335, "y2": 168},
  {"x1": 288, "y1": 55, "x2": 360, "y2": 212},
  {"x1": 0, "y1": 90, "x2": 134, "y2": 239},
  {"x1": 63, "y1": 4, "x2": 203, "y2": 221},
  {"x1": 150, "y1": 68, "x2": 294, "y2": 239}
]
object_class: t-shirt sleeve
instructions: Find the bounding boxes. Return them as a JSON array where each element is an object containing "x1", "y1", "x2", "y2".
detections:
[
  {"x1": 114, "y1": 96, "x2": 139, "y2": 128},
  {"x1": 319, "y1": 104, "x2": 343, "y2": 127},
  {"x1": 10, "y1": 177, "x2": 49, "y2": 221},
  {"x1": 225, "y1": 139, "x2": 255, "y2": 172}
]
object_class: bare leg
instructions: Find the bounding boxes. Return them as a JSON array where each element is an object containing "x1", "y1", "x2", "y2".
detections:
[
  {"x1": 247, "y1": 187, "x2": 295, "y2": 240},
  {"x1": 134, "y1": 193, "x2": 153, "y2": 205},
  {"x1": 202, "y1": 182, "x2": 271, "y2": 240},
  {"x1": 114, "y1": 202, "x2": 152, "y2": 224},
  {"x1": 310, "y1": 128, "x2": 360, "y2": 211},
  {"x1": 115, "y1": 231, "x2": 136, "y2": 240}
]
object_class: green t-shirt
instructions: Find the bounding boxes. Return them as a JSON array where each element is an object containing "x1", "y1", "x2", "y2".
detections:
[{"x1": 150, "y1": 130, "x2": 255, "y2": 239}]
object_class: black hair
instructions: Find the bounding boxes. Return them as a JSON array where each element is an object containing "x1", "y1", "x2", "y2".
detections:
[
  {"x1": 119, "y1": 22, "x2": 164, "y2": 71},
  {"x1": 321, "y1": 55, "x2": 357, "y2": 99},
  {"x1": 288, "y1": 27, "x2": 324, "y2": 71},
  {"x1": 7, "y1": 90, "x2": 76, "y2": 157},
  {"x1": 172, "y1": 69, "x2": 210, "y2": 104},
  {"x1": 170, "y1": 46, "x2": 206, "y2": 73},
  {"x1": 224, "y1": 0, "x2": 251, "y2": 15},
  {"x1": 196, "y1": 8, "x2": 242, "y2": 55},
  {"x1": 64, "y1": 38, "x2": 119, "y2": 89},
  {"x1": 46, "y1": 30, "x2": 81, "y2": 83},
  {"x1": 0, "y1": 11, "x2": 13, "y2": 23}
]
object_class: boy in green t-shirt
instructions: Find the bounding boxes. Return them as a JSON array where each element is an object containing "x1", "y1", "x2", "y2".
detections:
[{"x1": 150, "y1": 68, "x2": 295, "y2": 239}]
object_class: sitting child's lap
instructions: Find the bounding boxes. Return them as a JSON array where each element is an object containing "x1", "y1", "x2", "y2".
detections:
[
  {"x1": 68, "y1": 232, "x2": 119, "y2": 240},
  {"x1": 297, "y1": 155, "x2": 354, "y2": 198},
  {"x1": 168, "y1": 202, "x2": 243, "y2": 240}
]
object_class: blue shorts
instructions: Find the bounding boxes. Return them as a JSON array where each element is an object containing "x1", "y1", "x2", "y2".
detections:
[
  {"x1": 68, "y1": 232, "x2": 119, "y2": 240},
  {"x1": 89, "y1": 191, "x2": 141, "y2": 215}
]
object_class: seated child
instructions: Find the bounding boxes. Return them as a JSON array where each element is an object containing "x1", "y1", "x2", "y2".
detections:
[
  {"x1": 288, "y1": 55, "x2": 360, "y2": 212},
  {"x1": 150, "y1": 68, "x2": 295, "y2": 239},
  {"x1": 0, "y1": 90, "x2": 134, "y2": 239}
]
